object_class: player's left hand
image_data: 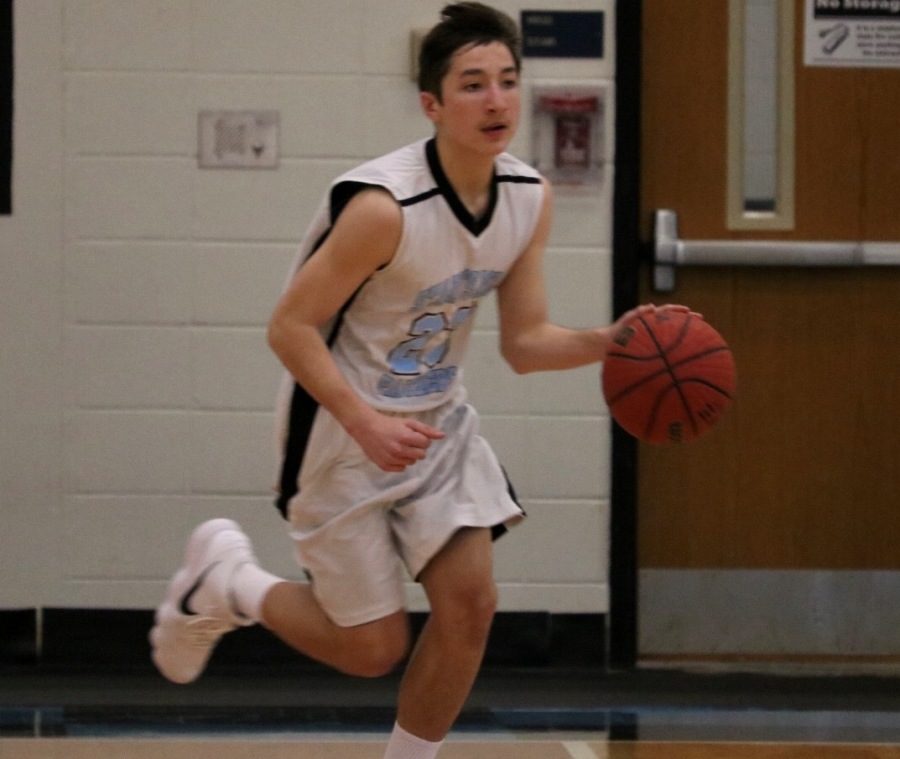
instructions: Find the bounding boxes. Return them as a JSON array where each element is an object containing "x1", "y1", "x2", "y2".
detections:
[{"x1": 599, "y1": 303, "x2": 703, "y2": 360}]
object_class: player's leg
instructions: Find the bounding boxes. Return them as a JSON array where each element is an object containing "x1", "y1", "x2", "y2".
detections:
[
  {"x1": 392, "y1": 526, "x2": 496, "y2": 742},
  {"x1": 150, "y1": 517, "x2": 411, "y2": 684},
  {"x1": 261, "y1": 581, "x2": 410, "y2": 677}
]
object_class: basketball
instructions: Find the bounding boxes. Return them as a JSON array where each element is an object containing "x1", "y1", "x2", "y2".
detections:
[{"x1": 602, "y1": 306, "x2": 736, "y2": 444}]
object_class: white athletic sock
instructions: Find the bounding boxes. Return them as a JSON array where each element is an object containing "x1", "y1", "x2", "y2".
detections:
[
  {"x1": 383, "y1": 722, "x2": 443, "y2": 759},
  {"x1": 228, "y1": 562, "x2": 283, "y2": 623}
]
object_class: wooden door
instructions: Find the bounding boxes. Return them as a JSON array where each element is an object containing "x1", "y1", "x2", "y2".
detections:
[{"x1": 638, "y1": 0, "x2": 900, "y2": 659}]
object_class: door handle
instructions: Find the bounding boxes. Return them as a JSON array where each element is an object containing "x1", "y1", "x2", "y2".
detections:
[{"x1": 652, "y1": 209, "x2": 900, "y2": 292}]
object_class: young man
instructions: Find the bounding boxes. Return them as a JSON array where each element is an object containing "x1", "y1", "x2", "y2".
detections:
[{"x1": 150, "y1": 3, "x2": 655, "y2": 757}]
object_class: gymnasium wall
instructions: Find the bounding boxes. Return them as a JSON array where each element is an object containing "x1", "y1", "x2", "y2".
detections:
[{"x1": 0, "y1": 1, "x2": 616, "y2": 619}]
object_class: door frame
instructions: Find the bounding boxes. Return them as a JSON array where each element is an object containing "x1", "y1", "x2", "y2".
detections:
[
  {"x1": 1, "y1": 0, "x2": 11, "y2": 214},
  {"x1": 609, "y1": 0, "x2": 643, "y2": 669}
]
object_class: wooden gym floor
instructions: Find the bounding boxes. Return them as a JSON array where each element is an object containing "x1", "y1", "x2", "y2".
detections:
[
  {"x1": 4, "y1": 734, "x2": 900, "y2": 755},
  {"x1": 3, "y1": 665, "x2": 900, "y2": 757},
  {"x1": 3, "y1": 739, "x2": 900, "y2": 759}
]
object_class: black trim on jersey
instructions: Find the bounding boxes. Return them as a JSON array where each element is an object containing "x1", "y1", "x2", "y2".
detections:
[
  {"x1": 497, "y1": 175, "x2": 542, "y2": 185},
  {"x1": 426, "y1": 138, "x2": 500, "y2": 237},
  {"x1": 331, "y1": 181, "x2": 376, "y2": 224},
  {"x1": 274, "y1": 183, "x2": 376, "y2": 518},
  {"x1": 390, "y1": 140, "x2": 542, "y2": 235},
  {"x1": 275, "y1": 292, "x2": 364, "y2": 518},
  {"x1": 400, "y1": 187, "x2": 442, "y2": 207},
  {"x1": 275, "y1": 385, "x2": 316, "y2": 518}
]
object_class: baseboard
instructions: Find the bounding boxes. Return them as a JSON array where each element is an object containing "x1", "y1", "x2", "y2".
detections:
[
  {"x1": 0, "y1": 609, "x2": 606, "y2": 673},
  {"x1": 639, "y1": 569, "x2": 900, "y2": 656},
  {"x1": 0, "y1": 609, "x2": 37, "y2": 664}
]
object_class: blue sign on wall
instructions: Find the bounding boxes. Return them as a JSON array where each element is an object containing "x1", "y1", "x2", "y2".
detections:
[{"x1": 521, "y1": 10, "x2": 605, "y2": 59}]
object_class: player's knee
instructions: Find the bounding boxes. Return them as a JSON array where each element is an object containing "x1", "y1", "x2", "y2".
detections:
[
  {"x1": 336, "y1": 621, "x2": 410, "y2": 678},
  {"x1": 343, "y1": 638, "x2": 408, "y2": 678},
  {"x1": 469, "y1": 582, "x2": 498, "y2": 629},
  {"x1": 437, "y1": 580, "x2": 498, "y2": 642}
]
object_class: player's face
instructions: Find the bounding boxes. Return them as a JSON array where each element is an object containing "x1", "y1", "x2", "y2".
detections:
[{"x1": 421, "y1": 41, "x2": 521, "y2": 158}]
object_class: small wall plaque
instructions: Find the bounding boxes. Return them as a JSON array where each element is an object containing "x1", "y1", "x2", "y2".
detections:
[{"x1": 198, "y1": 110, "x2": 279, "y2": 169}]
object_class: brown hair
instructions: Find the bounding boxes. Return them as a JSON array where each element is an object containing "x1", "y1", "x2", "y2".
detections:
[{"x1": 417, "y1": 2, "x2": 521, "y2": 99}]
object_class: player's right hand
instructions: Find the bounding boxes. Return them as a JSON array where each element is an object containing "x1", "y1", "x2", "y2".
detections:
[{"x1": 349, "y1": 411, "x2": 445, "y2": 473}]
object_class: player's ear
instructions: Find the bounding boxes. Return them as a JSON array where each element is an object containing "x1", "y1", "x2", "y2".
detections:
[{"x1": 420, "y1": 90, "x2": 441, "y2": 124}]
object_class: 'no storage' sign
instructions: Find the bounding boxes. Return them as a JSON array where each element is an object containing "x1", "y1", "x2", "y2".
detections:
[{"x1": 805, "y1": 0, "x2": 900, "y2": 67}]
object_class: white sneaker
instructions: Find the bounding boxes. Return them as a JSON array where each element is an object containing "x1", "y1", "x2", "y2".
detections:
[{"x1": 150, "y1": 518, "x2": 256, "y2": 684}]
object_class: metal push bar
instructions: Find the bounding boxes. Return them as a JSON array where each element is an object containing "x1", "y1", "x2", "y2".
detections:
[{"x1": 652, "y1": 209, "x2": 900, "y2": 292}]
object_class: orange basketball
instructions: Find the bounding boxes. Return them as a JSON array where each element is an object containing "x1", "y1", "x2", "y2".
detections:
[{"x1": 602, "y1": 307, "x2": 736, "y2": 444}]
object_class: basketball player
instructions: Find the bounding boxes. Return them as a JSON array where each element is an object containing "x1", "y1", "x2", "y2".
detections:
[{"x1": 150, "y1": 4, "x2": 657, "y2": 757}]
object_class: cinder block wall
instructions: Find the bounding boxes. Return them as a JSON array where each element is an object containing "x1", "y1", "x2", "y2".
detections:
[{"x1": 3, "y1": 0, "x2": 615, "y2": 614}]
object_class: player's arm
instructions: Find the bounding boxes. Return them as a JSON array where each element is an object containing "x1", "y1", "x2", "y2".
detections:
[
  {"x1": 496, "y1": 179, "x2": 653, "y2": 374},
  {"x1": 268, "y1": 188, "x2": 443, "y2": 472}
]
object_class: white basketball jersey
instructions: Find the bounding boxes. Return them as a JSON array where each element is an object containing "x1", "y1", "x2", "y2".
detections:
[{"x1": 274, "y1": 138, "x2": 544, "y2": 514}]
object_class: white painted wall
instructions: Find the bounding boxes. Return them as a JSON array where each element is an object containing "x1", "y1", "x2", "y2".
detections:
[
  {"x1": 2, "y1": 0, "x2": 616, "y2": 614},
  {"x1": 0, "y1": 2, "x2": 64, "y2": 608}
]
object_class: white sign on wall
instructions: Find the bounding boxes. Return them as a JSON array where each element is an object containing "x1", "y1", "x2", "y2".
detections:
[{"x1": 805, "y1": 0, "x2": 900, "y2": 67}]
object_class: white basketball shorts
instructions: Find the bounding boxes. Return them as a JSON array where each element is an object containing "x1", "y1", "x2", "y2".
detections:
[{"x1": 285, "y1": 391, "x2": 524, "y2": 627}]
